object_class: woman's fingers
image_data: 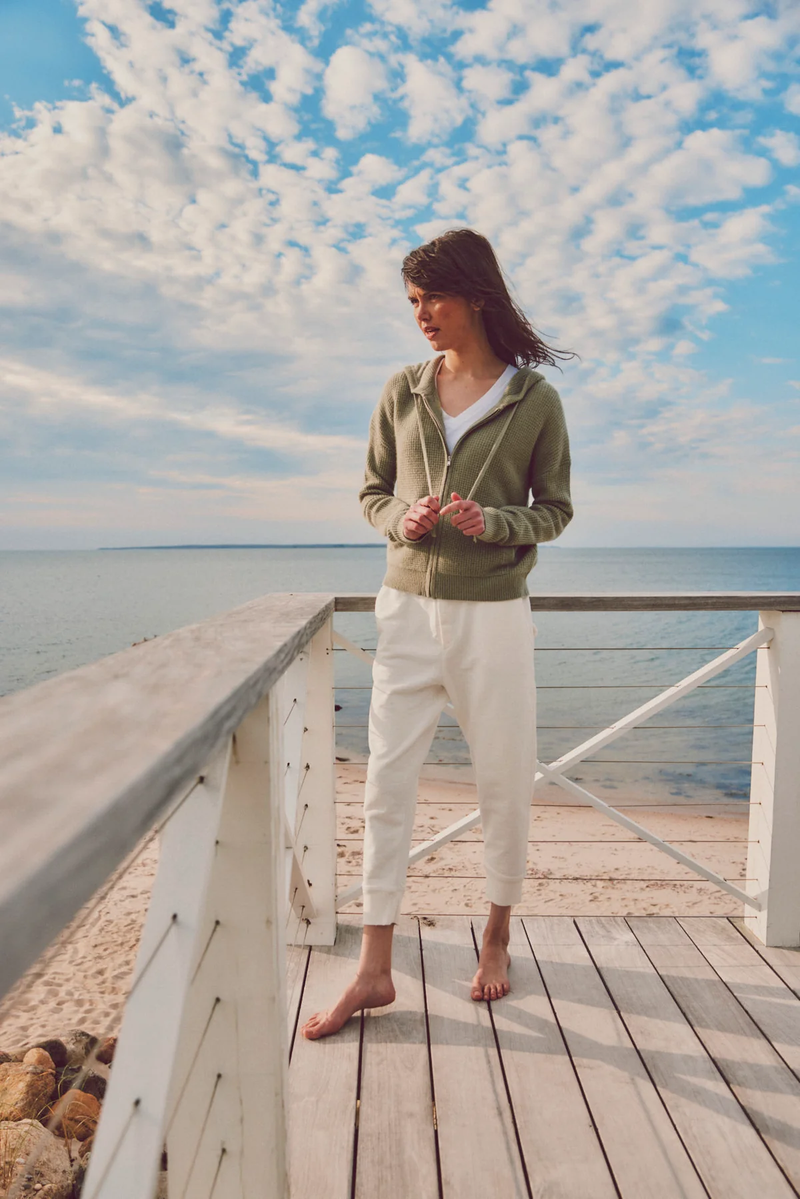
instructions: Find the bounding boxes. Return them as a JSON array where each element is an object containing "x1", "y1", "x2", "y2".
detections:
[{"x1": 444, "y1": 500, "x2": 485, "y2": 536}]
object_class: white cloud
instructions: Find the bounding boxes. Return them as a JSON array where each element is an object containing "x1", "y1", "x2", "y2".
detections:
[
  {"x1": 688, "y1": 206, "x2": 774, "y2": 278},
  {"x1": 785, "y1": 83, "x2": 800, "y2": 116},
  {"x1": 401, "y1": 56, "x2": 470, "y2": 143},
  {"x1": 695, "y1": 12, "x2": 794, "y2": 97},
  {"x1": 322, "y1": 46, "x2": 388, "y2": 139},
  {"x1": 758, "y1": 130, "x2": 800, "y2": 169},
  {"x1": 637, "y1": 129, "x2": 772, "y2": 208}
]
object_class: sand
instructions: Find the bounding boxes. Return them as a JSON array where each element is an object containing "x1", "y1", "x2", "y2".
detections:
[{"x1": 0, "y1": 764, "x2": 748, "y2": 1050}]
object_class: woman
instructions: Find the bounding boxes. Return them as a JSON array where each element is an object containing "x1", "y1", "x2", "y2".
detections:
[{"x1": 302, "y1": 228, "x2": 574, "y2": 1040}]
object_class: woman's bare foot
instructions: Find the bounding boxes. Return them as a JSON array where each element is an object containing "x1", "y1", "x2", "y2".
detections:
[
  {"x1": 472, "y1": 903, "x2": 513, "y2": 1001},
  {"x1": 471, "y1": 940, "x2": 511, "y2": 1001},
  {"x1": 301, "y1": 973, "x2": 396, "y2": 1040}
]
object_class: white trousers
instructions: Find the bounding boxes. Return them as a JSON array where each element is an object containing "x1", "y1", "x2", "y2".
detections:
[{"x1": 362, "y1": 585, "x2": 537, "y2": 925}]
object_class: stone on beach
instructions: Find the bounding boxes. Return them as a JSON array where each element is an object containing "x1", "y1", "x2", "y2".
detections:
[
  {"x1": 0, "y1": 1119, "x2": 72, "y2": 1197},
  {"x1": 95, "y1": 1036, "x2": 116, "y2": 1066},
  {"x1": 56, "y1": 1065, "x2": 106, "y2": 1102},
  {"x1": 0, "y1": 1061, "x2": 55, "y2": 1122},
  {"x1": 60, "y1": 1031, "x2": 97, "y2": 1070},
  {"x1": 49, "y1": 1089, "x2": 99, "y2": 1141}
]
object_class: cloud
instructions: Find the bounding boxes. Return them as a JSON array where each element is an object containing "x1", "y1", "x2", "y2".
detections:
[
  {"x1": 758, "y1": 130, "x2": 800, "y2": 169},
  {"x1": 322, "y1": 45, "x2": 388, "y2": 139},
  {"x1": 786, "y1": 83, "x2": 800, "y2": 116},
  {"x1": 401, "y1": 56, "x2": 470, "y2": 143}
]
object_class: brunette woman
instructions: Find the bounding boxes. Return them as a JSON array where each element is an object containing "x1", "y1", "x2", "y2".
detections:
[{"x1": 302, "y1": 228, "x2": 573, "y2": 1039}]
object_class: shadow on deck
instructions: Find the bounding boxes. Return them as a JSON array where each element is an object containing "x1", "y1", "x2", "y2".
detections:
[{"x1": 288, "y1": 915, "x2": 800, "y2": 1199}]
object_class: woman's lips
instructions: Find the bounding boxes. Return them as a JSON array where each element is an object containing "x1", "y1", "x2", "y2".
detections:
[{"x1": 424, "y1": 327, "x2": 439, "y2": 338}]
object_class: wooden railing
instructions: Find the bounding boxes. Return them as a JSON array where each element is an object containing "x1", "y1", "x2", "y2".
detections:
[
  {"x1": 0, "y1": 590, "x2": 798, "y2": 1197},
  {"x1": 0, "y1": 593, "x2": 337, "y2": 1198}
]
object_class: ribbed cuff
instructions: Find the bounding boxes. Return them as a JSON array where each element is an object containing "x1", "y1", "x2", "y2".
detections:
[
  {"x1": 362, "y1": 889, "x2": 403, "y2": 926},
  {"x1": 475, "y1": 506, "x2": 507, "y2": 544}
]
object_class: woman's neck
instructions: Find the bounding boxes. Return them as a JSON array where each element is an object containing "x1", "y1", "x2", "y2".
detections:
[{"x1": 441, "y1": 335, "x2": 506, "y2": 382}]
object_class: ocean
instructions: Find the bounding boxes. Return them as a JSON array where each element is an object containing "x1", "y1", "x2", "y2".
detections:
[{"x1": 2, "y1": 545, "x2": 799, "y2": 805}]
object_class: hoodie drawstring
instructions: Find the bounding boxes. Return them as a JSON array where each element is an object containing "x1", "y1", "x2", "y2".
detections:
[
  {"x1": 464, "y1": 403, "x2": 519, "y2": 504},
  {"x1": 415, "y1": 400, "x2": 435, "y2": 497}
]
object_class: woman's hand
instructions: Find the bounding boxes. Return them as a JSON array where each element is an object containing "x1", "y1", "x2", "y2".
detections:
[
  {"x1": 440, "y1": 492, "x2": 486, "y2": 536},
  {"x1": 403, "y1": 495, "x2": 441, "y2": 540}
]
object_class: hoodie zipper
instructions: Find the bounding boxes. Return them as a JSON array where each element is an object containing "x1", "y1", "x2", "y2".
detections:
[{"x1": 418, "y1": 391, "x2": 519, "y2": 598}]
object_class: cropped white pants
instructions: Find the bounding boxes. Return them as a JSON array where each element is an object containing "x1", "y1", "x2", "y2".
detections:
[{"x1": 362, "y1": 585, "x2": 537, "y2": 925}]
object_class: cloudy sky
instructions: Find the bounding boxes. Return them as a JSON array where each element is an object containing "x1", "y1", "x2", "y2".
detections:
[{"x1": 1, "y1": 0, "x2": 798, "y2": 549}]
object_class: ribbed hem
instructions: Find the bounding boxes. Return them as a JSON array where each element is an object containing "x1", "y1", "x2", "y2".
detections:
[
  {"x1": 383, "y1": 565, "x2": 531, "y2": 602},
  {"x1": 362, "y1": 889, "x2": 403, "y2": 926},
  {"x1": 485, "y1": 874, "x2": 524, "y2": 908}
]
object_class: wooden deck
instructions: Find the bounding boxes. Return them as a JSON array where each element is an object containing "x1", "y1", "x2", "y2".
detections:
[{"x1": 287, "y1": 915, "x2": 800, "y2": 1199}]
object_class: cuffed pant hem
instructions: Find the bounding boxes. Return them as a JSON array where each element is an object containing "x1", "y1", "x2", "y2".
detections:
[
  {"x1": 486, "y1": 876, "x2": 524, "y2": 908},
  {"x1": 362, "y1": 889, "x2": 403, "y2": 926}
]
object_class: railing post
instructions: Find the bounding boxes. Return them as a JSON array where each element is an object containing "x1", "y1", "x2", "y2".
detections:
[
  {"x1": 289, "y1": 616, "x2": 337, "y2": 946},
  {"x1": 83, "y1": 690, "x2": 291, "y2": 1198},
  {"x1": 745, "y1": 610, "x2": 800, "y2": 946}
]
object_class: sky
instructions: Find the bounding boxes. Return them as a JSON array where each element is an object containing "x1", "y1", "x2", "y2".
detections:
[{"x1": 0, "y1": 0, "x2": 798, "y2": 550}]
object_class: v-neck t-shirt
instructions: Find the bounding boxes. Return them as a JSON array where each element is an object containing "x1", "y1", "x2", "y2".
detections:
[{"x1": 439, "y1": 363, "x2": 517, "y2": 454}]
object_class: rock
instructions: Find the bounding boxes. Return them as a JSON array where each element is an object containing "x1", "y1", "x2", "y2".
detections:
[
  {"x1": 56, "y1": 1065, "x2": 106, "y2": 1102},
  {"x1": 0, "y1": 1119, "x2": 72, "y2": 1198},
  {"x1": 77, "y1": 1134, "x2": 93, "y2": 1160},
  {"x1": 0, "y1": 1053, "x2": 12, "y2": 1066},
  {"x1": 50, "y1": 1089, "x2": 100, "y2": 1141},
  {"x1": 95, "y1": 1036, "x2": 116, "y2": 1066},
  {"x1": 26, "y1": 1040, "x2": 67, "y2": 1071},
  {"x1": 23, "y1": 1049, "x2": 55, "y2": 1072},
  {"x1": 61, "y1": 1030, "x2": 98, "y2": 1069},
  {"x1": 0, "y1": 1061, "x2": 55, "y2": 1122}
]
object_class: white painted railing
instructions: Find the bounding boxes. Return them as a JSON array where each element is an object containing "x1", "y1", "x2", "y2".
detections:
[
  {"x1": 0, "y1": 593, "x2": 337, "y2": 1199},
  {"x1": 333, "y1": 593, "x2": 800, "y2": 945},
  {"x1": 1, "y1": 590, "x2": 799, "y2": 1199}
]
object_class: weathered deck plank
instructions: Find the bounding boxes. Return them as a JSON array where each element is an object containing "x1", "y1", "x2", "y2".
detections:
[
  {"x1": 732, "y1": 917, "x2": 800, "y2": 1000},
  {"x1": 355, "y1": 917, "x2": 438, "y2": 1199},
  {"x1": 585, "y1": 917, "x2": 796, "y2": 1199},
  {"x1": 289, "y1": 919, "x2": 361, "y2": 1198},
  {"x1": 471, "y1": 915, "x2": 617, "y2": 1199},
  {"x1": 525, "y1": 916, "x2": 706, "y2": 1198},
  {"x1": 419, "y1": 916, "x2": 527, "y2": 1197},
  {"x1": 631, "y1": 917, "x2": 800, "y2": 1190},
  {"x1": 681, "y1": 917, "x2": 800, "y2": 1075}
]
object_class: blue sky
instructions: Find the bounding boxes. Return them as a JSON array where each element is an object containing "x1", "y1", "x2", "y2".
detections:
[{"x1": 1, "y1": 0, "x2": 798, "y2": 549}]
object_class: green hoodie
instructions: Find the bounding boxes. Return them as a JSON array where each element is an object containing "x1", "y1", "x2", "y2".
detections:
[{"x1": 359, "y1": 356, "x2": 573, "y2": 601}]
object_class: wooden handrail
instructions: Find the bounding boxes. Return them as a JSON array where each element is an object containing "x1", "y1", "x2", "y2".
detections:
[
  {"x1": 0, "y1": 592, "x2": 334, "y2": 996},
  {"x1": 335, "y1": 592, "x2": 800, "y2": 612}
]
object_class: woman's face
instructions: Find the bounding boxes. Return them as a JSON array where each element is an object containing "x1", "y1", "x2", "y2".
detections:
[{"x1": 407, "y1": 285, "x2": 483, "y2": 353}]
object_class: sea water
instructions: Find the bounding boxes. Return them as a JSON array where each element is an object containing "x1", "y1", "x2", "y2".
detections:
[{"x1": 2, "y1": 546, "x2": 798, "y2": 803}]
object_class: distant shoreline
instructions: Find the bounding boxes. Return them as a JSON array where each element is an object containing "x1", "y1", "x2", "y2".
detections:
[{"x1": 98, "y1": 543, "x2": 386, "y2": 551}]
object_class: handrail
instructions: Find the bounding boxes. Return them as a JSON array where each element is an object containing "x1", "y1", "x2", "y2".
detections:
[
  {"x1": 335, "y1": 592, "x2": 800, "y2": 611},
  {"x1": 0, "y1": 591, "x2": 334, "y2": 998}
]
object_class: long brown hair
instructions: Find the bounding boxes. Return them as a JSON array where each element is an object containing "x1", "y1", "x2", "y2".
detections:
[{"x1": 401, "y1": 228, "x2": 575, "y2": 370}]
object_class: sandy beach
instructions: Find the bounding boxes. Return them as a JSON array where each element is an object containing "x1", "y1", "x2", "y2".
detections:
[{"x1": 0, "y1": 764, "x2": 748, "y2": 1050}]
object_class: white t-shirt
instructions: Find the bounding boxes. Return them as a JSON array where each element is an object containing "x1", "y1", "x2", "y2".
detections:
[{"x1": 440, "y1": 363, "x2": 517, "y2": 454}]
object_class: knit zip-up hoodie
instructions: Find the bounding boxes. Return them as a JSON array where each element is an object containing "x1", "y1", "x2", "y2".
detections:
[{"x1": 359, "y1": 355, "x2": 573, "y2": 601}]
